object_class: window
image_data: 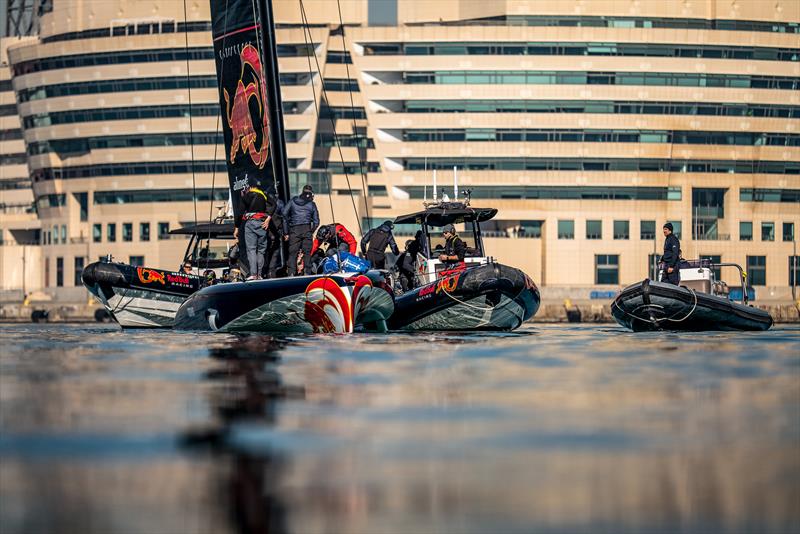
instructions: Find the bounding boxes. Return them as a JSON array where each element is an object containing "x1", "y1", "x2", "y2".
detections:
[
  {"x1": 668, "y1": 221, "x2": 682, "y2": 239},
  {"x1": 640, "y1": 220, "x2": 656, "y2": 240},
  {"x1": 519, "y1": 220, "x2": 542, "y2": 238},
  {"x1": 595, "y1": 254, "x2": 619, "y2": 284},
  {"x1": 586, "y1": 220, "x2": 602, "y2": 239},
  {"x1": 107, "y1": 223, "x2": 116, "y2": 242},
  {"x1": 700, "y1": 255, "x2": 722, "y2": 280},
  {"x1": 92, "y1": 223, "x2": 102, "y2": 242},
  {"x1": 52, "y1": 225, "x2": 59, "y2": 244},
  {"x1": 129, "y1": 256, "x2": 145, "y2": 267},
  {"x1": 140, "y1": 222, "x2": 150, "y2": 241},
  {"x1": 56, "y1": 257, "x2": 64, "y2": 287},
  {"x1": 558, "y1": 220, "x2": 574, "y2": 239},
  {"x1": 75, "y1": 192, "x2": 88, "y2": 221},
  {"x1": 790, "y1": 256, "x2": 800, "y2": 286},
  {"x1": 61, "y1": 225, "x2": 67, "y2": 244},
  {"x1": 613, "y1": 220, "x2": 629, "y2": 240},
  {"x1": 74, "y1": 257, "x2": 84, "y2": 286},
  {"x1": 761, "y1": 222, "x2": 775, "y2": 241},
  {"x1": 158, "y1": 222, "x2": 170, "y2": 239},
  {"x1": 45, "y1": 258, "x2": 50, "y2": 288},
  {"x1": 747, "y1": 256, "x2": 766, "y2": 286},
  {"x1": 740, "y1": 221, "x2": 753, "y2": 241},
  {"x1": 122, "y1": 223, "x2": 133, "y2": 242},
  {"x1": 783, "y1": 222, "x2": 795, "y2": 242}
]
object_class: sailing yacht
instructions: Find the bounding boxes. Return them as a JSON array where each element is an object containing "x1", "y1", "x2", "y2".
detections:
[{"x1": 172, "y1": 0, "x2": 394, "y2": 333}]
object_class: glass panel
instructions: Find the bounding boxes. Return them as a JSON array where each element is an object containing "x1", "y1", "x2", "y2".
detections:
[
  {"x1": 613, "y1": 220, "x2": 630, "y2": 239},
  {"x1": 740, "y1": 221, "x2": 753, "y2": 240},
  {"x1": 586, "y1": 220, "x2": 602, "y2": 239},
  {"x1": 783, "y1": 222, "x2": 795, "y2": 242},
  {"x1": 640, "y1": 220, "x2": 656, "y2": 240},
  {"x1": 761, "y1": 222, "x2": 775, "y2": 241},
  {"x1": 558, "y1": 220, "x2": 574, "y2": 239}
]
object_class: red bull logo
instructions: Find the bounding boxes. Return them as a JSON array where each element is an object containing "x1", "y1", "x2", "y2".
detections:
[
  {"x1": 223, "y1": 44, "x2": 270, "y2": 168},
  {"x1": 137, "y1": 267, "x2": 166, "y2": 285}
]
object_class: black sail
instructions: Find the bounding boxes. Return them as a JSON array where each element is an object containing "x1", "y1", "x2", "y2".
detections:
[{"x1": 209, "y1": 0, "x2": 290, "y2": 222}]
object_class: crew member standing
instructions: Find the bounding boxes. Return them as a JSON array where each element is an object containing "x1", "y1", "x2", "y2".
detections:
[
  {"x1": 264, "y1": 185, "x2": 285, "y2": 278},
  {"x1": 282, "y1": 184, "x2": 319, "y2": 275},
  {"x1": 661, "y1": 222, "x2": 681, "y2": 285},
  {"x1": 360, "y1": 220, "x2": 399, "y2": 269},
  {"x1": 234, "y1": 180, "x2": 273, "y2": 280},
  {"x1": 439, "y1": 224, "x2": 466, "y2": 270}
]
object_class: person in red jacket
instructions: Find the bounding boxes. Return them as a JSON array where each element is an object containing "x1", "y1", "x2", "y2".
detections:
[{"x1": 311, "y1": 223, "x2": 357, "y2": 256}]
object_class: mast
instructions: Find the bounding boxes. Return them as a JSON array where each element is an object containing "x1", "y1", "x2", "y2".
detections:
[
  {"x1": 208, "y1": 0, "x2": 291, "y2": 221},
  {"x1": 255, "y1": 0, "x2": 290, "y2": 204}
]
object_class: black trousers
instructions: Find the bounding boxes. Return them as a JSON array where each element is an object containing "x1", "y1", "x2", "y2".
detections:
[
  {"x1": 288, "y1": 224, "x2": 313, "y2": 275},
  {"x1": 661, "y1": 268, "x2": 680, "y2": 285},
  {"x1": 366, "y1": 250, "x2": 386, "y2": 269},
  {"x1": 264, "y1": 230, "x2": 285, "y2": 278}
]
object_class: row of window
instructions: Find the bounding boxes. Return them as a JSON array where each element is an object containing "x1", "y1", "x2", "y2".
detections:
[
  {"x1": 17, "y1": 75, "x2": 313, "y2": 103},
  {"x1": 311, "y1": 161, "x2": 381, "y2": 174},
  {"x1": 424, "y1": 15, "x2": 800, "y2": 34},
  {"x1": 41, "y1": 21, "x2": 213, "y2": 44},
  {"x1": 740, "y1": 189, "x2": 800, "y2": 203},
  {"x1": 400, "y1": 71, "x2": 799, "y2": 89},
  {"x1": 0, "y1": 179, "x2": 31, "y2": 190},
  {"x1": 403, "y1": 186, "x2": 682, "y2": 201},
  {"x1": 322, "y1": 79, "x2": 360, "y2": 92},
  {"x1": 0, "y1": 153, "x2": 27, "y2": 165},
  {"x1": 400, "y1": 100, "x2": 800, "y2": 118},
  {"x1": 93, "y1": 189, "x2": 228, "y2": 205},
  {"x1": 0, "y1": 104, "x2": 17, "y2": 117},
  {"x1": 363, "y1": 42, "x2": 798, "y2": 61},
  {"x1": 740, "y1": 222, "x2": 797, "y2": 242},
  {"x1": 552, "y1": 219, "x2": 796, "y2": 242},
  {"x1": 91, "y1": 221, "x2": 171, "y2": 243},
  {"x1": 22, "y1": 104, "x2": 219, "y2": 129},
  {"x1": 402, "y1": 158, "x2": 800, "y2": 174},
  {"x1": 0, "y1": 129, "x2": 24, "y2": 141},
  {"x1": 32, "y1": 161, "x2": 228, "y2": 182},
  {"x1": 401, "y1": 129, "x2": 800, "y2": 146}
]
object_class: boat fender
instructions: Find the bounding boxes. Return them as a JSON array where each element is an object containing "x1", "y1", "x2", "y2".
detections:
[{"x1": 641, "y1": 278, "x2": 651, "y2": 306}]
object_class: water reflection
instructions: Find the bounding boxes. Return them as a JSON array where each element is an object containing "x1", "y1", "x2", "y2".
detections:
[{"x1": 0, "y1": 324, "x2": 798, "y2": 533}]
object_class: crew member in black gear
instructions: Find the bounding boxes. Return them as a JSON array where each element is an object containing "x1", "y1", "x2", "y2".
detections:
[
  {"x1": 396, "y1": 239, "x2": 417, "y2": 292},
  {"x1": 661, "y1": 222, "x2": 681, "y2": 285},
  {"x1": 439, "y1": 223, "x2": 466, "y2": 270},
  {"x1": 360, "y1": 220, "x2": 399, "y2": 269},
  {"x1": 234, "y1": 179, "x2": 274, "y2": 280},
  {"x1": 263, "y1": 185, "x2": 285, "y2": 278},
  {"x1": 282, "y1": 184, "x2": 319, "y2": 275}
]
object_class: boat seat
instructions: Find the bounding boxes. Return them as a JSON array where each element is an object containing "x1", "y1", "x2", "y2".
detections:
[{"x1": 681, "y1": 279, "x2": 711, "y2": 294}]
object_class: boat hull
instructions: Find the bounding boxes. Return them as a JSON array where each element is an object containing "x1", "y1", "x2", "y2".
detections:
[
  {"x1": 611, "y1": 279, "x2": 773, "y2": 332},
  {"x1": 82, "y1": 262, "x2": 199, "y2": 328},
  {"x1": 388, "y1": 263, "x2": 540, "y2": 331},
  {"x1": 173, "y1": 272, "x2": 394, "y2": 333}
]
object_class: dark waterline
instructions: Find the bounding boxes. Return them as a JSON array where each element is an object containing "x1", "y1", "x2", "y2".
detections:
[{"x1": 1, "y1": 323, "x2": 798, "y2": 533}]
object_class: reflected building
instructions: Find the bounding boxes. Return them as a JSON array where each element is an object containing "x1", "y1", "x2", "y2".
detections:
[{"x1": 1, "y1": 0, "x2": 798, "y2": 296}]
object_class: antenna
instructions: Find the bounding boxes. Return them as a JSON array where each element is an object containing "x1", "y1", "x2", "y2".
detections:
[
  {"x1": 453, "y1": 166, "x2": 458, "y2": 201},
  {"x1": 433, "y1": 169, "x2": 437, "y2": 201}
]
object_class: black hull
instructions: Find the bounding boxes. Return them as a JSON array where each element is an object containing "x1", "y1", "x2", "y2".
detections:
[
  {"x1": 611, "y1": 279, "x2": 773, "y2": 332},
  {"x1": 173, "y1": 272, "x2": 394, "y2": 333},
  {"x1": 388, "y1": 263, "x2": 540, "y2": 331},
  {"x1": 81, "y1": 262, "x2": 200, "y2": 328}
]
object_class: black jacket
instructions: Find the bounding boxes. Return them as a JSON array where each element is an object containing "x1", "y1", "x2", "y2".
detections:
[
  {"x1": 663, "y1": 233, "x2": 681, "y2": 268},
  {"x1": 282, "y1": 195, "x2": 319, "y2": 233},
  {"x1": 237, "y1": 188, "x2": 275, "y2": 226},
  {"x1": 443, "y1": 235, "x2": 466, "y2": 264},
  {"x1": 361, "y1": 223, "x2": 399, "y2": 256}
]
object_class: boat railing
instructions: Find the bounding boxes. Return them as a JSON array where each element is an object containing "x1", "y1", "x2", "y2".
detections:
[{"x1": 712, "y1": 263, "x2": 749, "y2": 305}]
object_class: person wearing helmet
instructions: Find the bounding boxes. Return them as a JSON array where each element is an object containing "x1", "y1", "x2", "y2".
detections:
[
  {"x1": 396, "y1": 239, "x2": 417, "y2": 292},
  {"x1": 311, "y1": 223, "x2": 357, "y2": 256},
  {"x1": 439, "y1": 223, "x2": 466, "y2": 270},
  {"x1": 360, "y1": 220, "x2": 399, "y2": 269}
]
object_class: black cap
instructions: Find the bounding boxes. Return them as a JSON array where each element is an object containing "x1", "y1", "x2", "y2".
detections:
[
  {"x1": 383, "y1": 220, "x2": 394, "y2": 229},
  {"x1": 302, "y1": 184, "x2": 313, "y2": 193},
  {"x1": 663, "y1": 222, "x2": 674, "y2": 232}
]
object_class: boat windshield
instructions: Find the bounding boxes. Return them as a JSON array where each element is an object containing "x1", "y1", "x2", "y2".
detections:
[{"x1": 427, "y1": 222, "x2": 482, "y2": 258}]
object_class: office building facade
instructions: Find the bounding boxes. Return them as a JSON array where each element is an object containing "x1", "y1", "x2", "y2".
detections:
[{"x1": 2, "y1": 0, "x2": 798, "y2": 296}]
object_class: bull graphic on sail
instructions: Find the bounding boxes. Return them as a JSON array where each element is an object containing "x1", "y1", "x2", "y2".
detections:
[{"x1": 223, "y1": 43, "x2": 270, "y2": 168}]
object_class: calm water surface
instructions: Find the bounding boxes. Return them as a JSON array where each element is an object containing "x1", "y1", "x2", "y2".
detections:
[{"x1": 0, "y1": 323, "x2": 798, "y2": 533}]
